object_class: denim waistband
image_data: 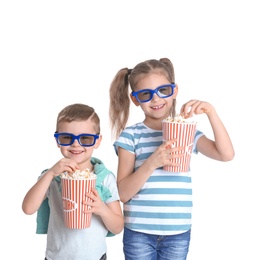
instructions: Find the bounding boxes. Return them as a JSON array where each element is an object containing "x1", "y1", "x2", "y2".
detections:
[{"x1": 45, "y1": 253, "x2": 106, "y2": 260}]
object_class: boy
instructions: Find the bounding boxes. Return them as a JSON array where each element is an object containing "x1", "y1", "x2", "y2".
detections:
[{"x1": 22, "y1": 103, "x2": 123, "y2": 260}]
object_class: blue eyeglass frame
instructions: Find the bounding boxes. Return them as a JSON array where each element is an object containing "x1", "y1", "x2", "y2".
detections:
[
  {"x1": 54, "y1": 132, "x2": 100, "y2": 147},
  {"x1": 131, "y1": 83, "x2": 176, "y2": 103}
]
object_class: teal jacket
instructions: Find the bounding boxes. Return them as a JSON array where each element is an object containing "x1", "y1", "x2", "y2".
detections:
[{"x1": 36, "y1": 157, "x2": 114, "y2": 236}]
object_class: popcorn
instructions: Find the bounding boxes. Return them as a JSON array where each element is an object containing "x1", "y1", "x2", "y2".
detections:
[
  {"x1": 60, "y1": 168, "x2": 95, "y2": 179},
  {"x1": 163, "y1": 114, "x2": 195, "y2": 123}
]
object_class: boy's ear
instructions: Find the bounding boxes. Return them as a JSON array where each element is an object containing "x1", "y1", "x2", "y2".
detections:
[
  {"x1": 94, "y1": 134, "x2": 102, "y2": 149},
  {"x1": 54, "y1": 138, "x2": 60, "y2": 148},
  {"x1": 130, "y1": 93, "x2": 140, "y2": 107}
]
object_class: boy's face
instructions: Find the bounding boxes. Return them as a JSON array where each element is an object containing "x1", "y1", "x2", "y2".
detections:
[{"x1": 55, "y1": 119, "x2": 101, "y2": 170}]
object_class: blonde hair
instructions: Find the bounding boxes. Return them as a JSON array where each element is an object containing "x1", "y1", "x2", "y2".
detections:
[
  {"x1": 109, "y1": 58, "x2": 176, "y2": 139},
  {"x1": 56, "y1": 103, "x2": 100, "y2": 134}
]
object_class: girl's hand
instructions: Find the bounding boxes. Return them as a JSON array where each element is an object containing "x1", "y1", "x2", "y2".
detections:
[
  {"x1": 83, "y1": 188, "x2": 106, "y2": 216},
  {"x1": 164, "y1": 140, "x2": 187, "y2": 167},
  {"x1": 149, "y1": 139, "x2": 186, "y2": 168},
  {"x1": 180, "y1": 100, "x2": 214, "y2": 118}
]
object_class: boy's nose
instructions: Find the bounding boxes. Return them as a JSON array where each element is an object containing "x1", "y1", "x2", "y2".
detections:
[{"x1": 71, "y1": 139, "x2": 81, "y2": 146}]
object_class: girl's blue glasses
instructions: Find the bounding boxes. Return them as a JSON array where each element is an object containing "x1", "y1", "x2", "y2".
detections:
[
  {"x1": 131, "y1": 83, "x2": 175, "y2": 103},
  {"x1": 54, "y1": 132, "x2": 99, "y2": 147}
]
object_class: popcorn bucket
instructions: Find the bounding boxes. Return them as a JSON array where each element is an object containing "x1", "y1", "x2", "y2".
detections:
[
  {"x1": 162, "y1": 120, "x2": 197, "y2": 172},
  {"x1": 61, "y1": 176, "x2": 96, "y2": 229}
]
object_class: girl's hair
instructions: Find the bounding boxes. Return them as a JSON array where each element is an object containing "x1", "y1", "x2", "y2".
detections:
[
  {"x1": 56, "y1": 103, "x2": 100, "y2": 134},
  {"x1": 109, "y1": 58, "x2": 176, "y2": 139}
]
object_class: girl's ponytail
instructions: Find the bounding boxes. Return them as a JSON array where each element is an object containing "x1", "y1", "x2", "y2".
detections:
[{"x1": 109, "y1": 68, "x2": 131, "y2": 140}]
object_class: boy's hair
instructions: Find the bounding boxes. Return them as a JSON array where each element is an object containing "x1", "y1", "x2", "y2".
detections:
[
  {"x1": 109, "y1": 58, "x2": 176, "y2": 139},
  {"x1": 56, "y1": 103, "x2": 100, "y2": 134}
]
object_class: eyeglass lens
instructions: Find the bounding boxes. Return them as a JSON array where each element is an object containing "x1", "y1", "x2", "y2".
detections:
[
  {"x1": 137, "y1": 85, "x2": 173, "y2": 102},
  {"x1": 57, "y1": 134, "x2": 96, "y2": 146}
]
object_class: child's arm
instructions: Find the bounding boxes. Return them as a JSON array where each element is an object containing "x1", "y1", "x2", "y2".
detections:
[
  {"x1": 22, "y1": 158, "x2": 79, "y2": 215},
  {"x1": 181, "y1": 100, "x2": 235, "y2": 161},
  {"x1": 116, "y1": 139, "x2": 183, "y2": 203},
  {"x1": 22, "y1": 170, "x2": 54, "y2": 215},
  {"x1": 83, "y1": 188, "x2": 124, "y2": 234}
]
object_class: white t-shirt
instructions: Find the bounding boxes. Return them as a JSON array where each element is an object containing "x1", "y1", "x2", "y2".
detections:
[{"x1": 45, "y1": 172, "x2": 119, "y2": 260}]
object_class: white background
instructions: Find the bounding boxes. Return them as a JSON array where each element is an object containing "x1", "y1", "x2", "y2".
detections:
[{"x1": 1, "y1": 1, "x2": 259, "y2": 259}]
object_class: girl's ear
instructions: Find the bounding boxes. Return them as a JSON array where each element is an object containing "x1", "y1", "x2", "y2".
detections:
[
  {"x1": 173, "y1": 84, "x2": 179, "y2": 98},
  {"x1": 130, "y1": 93, "x2": 140, "y2": 107}
]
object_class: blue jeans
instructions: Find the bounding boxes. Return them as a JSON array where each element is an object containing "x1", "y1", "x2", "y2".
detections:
[{"x1": 123, "y1": 227, "x2": 190, "y2": 260}]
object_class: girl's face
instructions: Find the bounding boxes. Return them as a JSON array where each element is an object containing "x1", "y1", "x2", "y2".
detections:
[
  {"x1": 131, "y1": 73, "x2": 178, "y2": 126},
  {"x1": 56, "y1": 119, "x2": 101, "y2": 170}
]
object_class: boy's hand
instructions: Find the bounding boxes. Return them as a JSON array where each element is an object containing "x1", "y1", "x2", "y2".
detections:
[
  {"x1": 48, "y1": 158, "x2": 79, "y2": 177},
  {"x1": 83, "y1": 188, "x2": 106, "y2": 216}
]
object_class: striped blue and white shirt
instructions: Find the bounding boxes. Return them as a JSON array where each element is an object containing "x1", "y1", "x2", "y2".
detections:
[{"x1": 114, "y1": 122, "x2": 204, "y2": 235}]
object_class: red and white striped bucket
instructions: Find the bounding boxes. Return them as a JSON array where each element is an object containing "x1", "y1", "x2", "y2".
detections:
[
  {"x1": 162, "y1": 121, "x2": 197, "y2": 172},
  {"x1": 61, "y1": 177, "x2": 96, "y2": 229}
]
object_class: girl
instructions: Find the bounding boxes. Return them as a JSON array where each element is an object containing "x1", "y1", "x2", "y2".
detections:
[{"x1": 109, "y1": 58, "x2": 234, "y2": 260}]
